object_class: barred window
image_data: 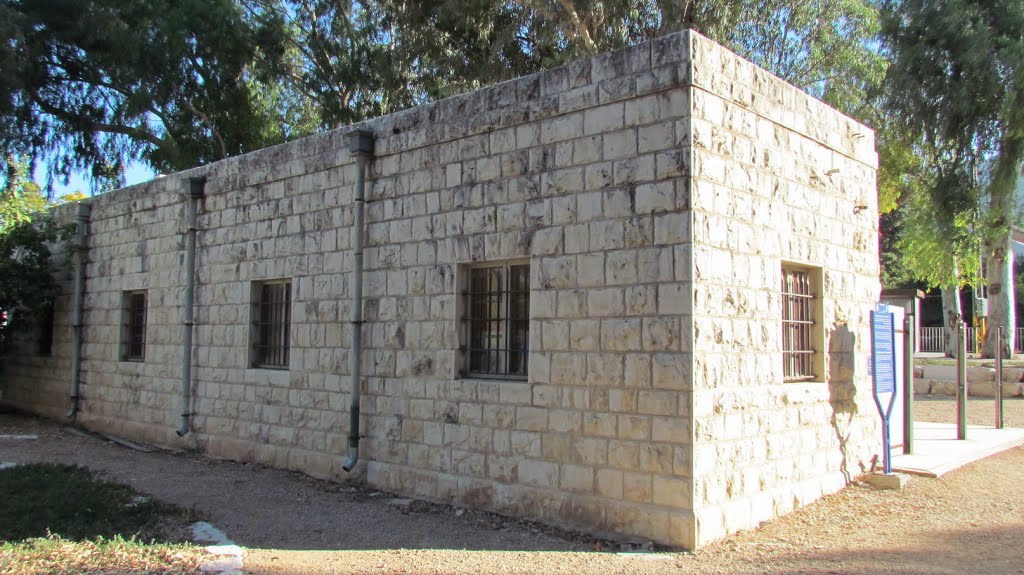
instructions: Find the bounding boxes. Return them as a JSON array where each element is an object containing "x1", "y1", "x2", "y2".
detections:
[
  {"x1": 462, "y1": 262, "x2": 530, "y2": 379},
  {"x1": 121, "y1": 291, "x2": 147, "y2": 361},
  {"x1": 252, "y1": 280, "x2": 291, "y2": 368},
  {"x1": 781, "y1": 266, "x2": 818, "y2": 381}
]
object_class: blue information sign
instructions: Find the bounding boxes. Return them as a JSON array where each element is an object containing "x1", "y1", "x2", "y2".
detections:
[
  {"x1": 872, "y1": 310, "x2": 896, "y2": 394},
  {"x1": 871, "y1": 304, "x2": 899, "y2": 474}
]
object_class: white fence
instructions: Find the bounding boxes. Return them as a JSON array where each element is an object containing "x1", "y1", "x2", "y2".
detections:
[{"x1": 917, "y1": 326, "x2": 1024, "y2": 353}]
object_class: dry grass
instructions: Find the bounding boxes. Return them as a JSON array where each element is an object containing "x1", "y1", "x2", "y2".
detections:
[{"x1": 0, "y1": 534, "x2": 204, "y2": 575}]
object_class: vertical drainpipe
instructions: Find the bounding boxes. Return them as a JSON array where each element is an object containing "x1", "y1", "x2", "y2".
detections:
[
  {"x1": 66, "y1": 202, "x2": 92, "y2": 418},
  {"x1": 177, "y1": 177, "x2": 204, "y2": 437},
  {"x1": 343, "y1": 129, "x2": 375, "y2": 472}
]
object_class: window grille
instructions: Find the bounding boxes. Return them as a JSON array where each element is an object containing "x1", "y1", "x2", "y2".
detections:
[
  {"x1": 463, "y1": 263, "x2": 529, "y2": 378},
  {"x1": 122, "y1": 291, "x2": 147, "y2": 361},
  {"x1": 781, "y1": 267, "x2": 815, "y2": 381},
  {"x1": 252, "y1": 280, "x2": 291, "y2": 368}
]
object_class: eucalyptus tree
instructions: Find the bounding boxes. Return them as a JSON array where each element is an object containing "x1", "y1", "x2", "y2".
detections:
[
  {"x1": 4, "y1": 0, "x2": 886, "y2": 192},
  {"x1": 876, "y1": 126, "x2": 981, "y2": 355},
  {"x1": 882, "y1": 0, "x2": 1024, "y2": 357},
  {"x1": 496, "y1": 0, "x2": 885, "y2": 118},
  {"x1": 0, "y1": 0, "x2": 299, "y2": 188},
  {"x1": 258, "y1": 0, "x2": 882, "y2": 128}
]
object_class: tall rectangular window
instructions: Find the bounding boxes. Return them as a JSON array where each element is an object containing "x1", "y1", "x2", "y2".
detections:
[
  {"x1": 37, "y1": 302, "x2": 55, "y2": 356},
  {"x1": 121, "y1": 291, "x2": 147, "y2": 361},
  {"x1": 252, "y1": 280, "x2": 291, "y2": 368},
  {"x1": 781, "y1": 266, "x2": 820, "y2": 381},
  {"x1": 463, "y1": 262, "x2": 530, "y2": 379}
]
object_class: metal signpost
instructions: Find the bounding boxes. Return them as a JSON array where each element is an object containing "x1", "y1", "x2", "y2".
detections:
[
  {"x1": 871, "y1": 304, "x2": 898, "y2": 474},
  {"x1": 903, "y1": 313, "x2": 915, "y2": 454},
  {"x1": 996, "y1": 326, "x2": 1004, "y2": 430},
  {"x1": 957, "y1": 322, "x2": 967, "y2": 440}
]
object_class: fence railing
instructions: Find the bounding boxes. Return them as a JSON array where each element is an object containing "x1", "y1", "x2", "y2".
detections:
[
  {"x1": 917, "y1": 326, "x2": 1024, "y2": 353},
  {"x1": 918, "y1": 327, "x2": 945, "y2": 353}
]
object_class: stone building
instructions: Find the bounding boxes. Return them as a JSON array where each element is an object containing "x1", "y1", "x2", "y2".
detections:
[{"x1": 1, "y1": 30, "x2": 882, "y2": 548}]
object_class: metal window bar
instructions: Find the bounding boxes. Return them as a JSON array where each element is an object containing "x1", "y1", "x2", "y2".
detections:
[
  {"x1": 781, "y1": 269, "x2": 814, "y2": 381},
  {"x1": 125, "y1": 292, "x2": 146, "y2": 361},
  {"x1": 465, "y1": 264, "x2": 529, "y2": 378},
  {"x1": 255, "y1": 282, "x2": 290, "y2": 367}
]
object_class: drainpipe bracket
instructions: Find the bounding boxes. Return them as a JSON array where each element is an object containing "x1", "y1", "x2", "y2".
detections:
[
  {"x1": 349, "y1": 130, "x2": 375, "y2": 157},
  {"x1": 76, "y1": 203, "x2": 92, "y2": 219},
  {"x1": 188, "y1": 177, "x2": 207, "y2": 199}
]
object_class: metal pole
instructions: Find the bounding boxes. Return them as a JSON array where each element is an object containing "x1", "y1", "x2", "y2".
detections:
[
  {"x1": 903, "y1": 313, "x2": 915, "y2": 454},
  {"x1": 957, "y1": 321, "x2": 967, "y2": 440},
  {"x1": 996, "y1": 325, "x2": 1004, "y2": 429}
]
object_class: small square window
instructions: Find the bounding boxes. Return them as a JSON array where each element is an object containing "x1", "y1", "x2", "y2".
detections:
[
  {"x1": 781, "y1": 264, "x2": 823, "y2": 381},
  {"x1": 461, "y1": 262, "x2": 530, "y2": 379},
  {"x1": 121, "y1": 291, "x2": 147, "y2": 361},
  {"x1": 251, "y1": 280, "x2": 291, "y2": 368}
]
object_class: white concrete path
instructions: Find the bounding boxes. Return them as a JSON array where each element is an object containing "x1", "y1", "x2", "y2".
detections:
[{"x1": 892, "y1": 421, "x2": 1024, "y2": 477}]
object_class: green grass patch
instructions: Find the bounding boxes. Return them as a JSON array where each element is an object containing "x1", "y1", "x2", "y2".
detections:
[
  {"x1": 0, "y1": 463, "x2": 194, "y2": 542},
  {"x1": 0, "y1": 464, "x2": 204, "y2": 574}
]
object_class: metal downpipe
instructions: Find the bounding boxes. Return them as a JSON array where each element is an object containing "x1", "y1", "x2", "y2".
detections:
[
  {"x1": 66, "y1": 203, "x2": 92, "y2": 418},
  {"x1": 177, "y1": 177, "x2": 204, "y2": 437},
  {"x1": 343, "y1": 130, "x2": 375, "y2": 472}
]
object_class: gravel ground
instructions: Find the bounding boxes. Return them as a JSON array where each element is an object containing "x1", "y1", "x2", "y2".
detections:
[{"x1": 2, "y1": 399, "x2": 1023, "y2": 575}]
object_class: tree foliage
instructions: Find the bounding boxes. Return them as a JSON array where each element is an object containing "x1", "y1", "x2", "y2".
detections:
[
  {"x1": 881, "y1": 0, "x2": 1024, "y2": 356},
  {"x1": 4, "y1": 0, "x2": 885, "y2": 187},
  {"x1": 1, "y1": 157, "x2": 47, "y2": 232},
  {"x1": 0, "y1": 0, "x2": 299, "y2": 187},
  {"x1": 0, "y1": 159, "x2": 68, "y2": 354}
]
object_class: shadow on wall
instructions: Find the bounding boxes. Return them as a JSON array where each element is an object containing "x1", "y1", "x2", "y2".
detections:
[{"x1": 827, "y1": 323, "x2": 860, "y2": 483}]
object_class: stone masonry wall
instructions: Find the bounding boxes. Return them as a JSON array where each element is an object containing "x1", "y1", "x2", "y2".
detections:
[
  {"x1": 3, "y1": 32, "x2": 702, "y2": 545},
  {"x1": 685, "y1": 35, "x2": 880, "y2": 545},
  {"x1": 355, "y1": 33, "x2": 697, "y2": 545},
  {"x1": 0, "y1": 31, "x2": 879, "y2": 550}
]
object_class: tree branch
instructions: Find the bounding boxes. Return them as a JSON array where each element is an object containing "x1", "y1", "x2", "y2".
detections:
[
  {"x1": 182, "y1": 100, "x2": 228, "y2": 159},
  {"x1": 556, "y1": 0, "x2": 598, "y2": 53},
  {"x1": 33, "y1": 97, "x2": 168, "y2": 149}
]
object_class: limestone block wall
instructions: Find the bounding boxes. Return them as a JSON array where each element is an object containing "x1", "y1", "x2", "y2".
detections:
[
  {"x1": 685, "y1": 36, "x2": 881, "y2": 545},
  {"x1": 354, "y1": 33, "x2": 697, "y2": 545},
  {"x1": 0, "y1": 30, "x2": 880, "y2": 550}
]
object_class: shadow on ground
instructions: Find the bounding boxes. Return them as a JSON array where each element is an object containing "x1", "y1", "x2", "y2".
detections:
[
  {"x1": 763, "y1": 524, "x2": 1024, "y2": 575},
  {"x1": 0, "y1": 412, "x2": 615, "y2": 552}
]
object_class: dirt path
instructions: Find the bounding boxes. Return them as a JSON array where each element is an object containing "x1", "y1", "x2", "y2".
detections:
[{"x1": 2, "y1": 399, "x2": 1024, "y2": 574}]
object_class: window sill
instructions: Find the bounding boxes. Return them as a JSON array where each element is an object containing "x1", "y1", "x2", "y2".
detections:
[{"x1": 459, "y1": 375, "x2": 528, "y2": 383}]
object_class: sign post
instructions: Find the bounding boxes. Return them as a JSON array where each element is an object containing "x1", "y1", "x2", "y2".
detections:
[{"x1": 871, "y1": 304, "x2": 898, "y2": 474}]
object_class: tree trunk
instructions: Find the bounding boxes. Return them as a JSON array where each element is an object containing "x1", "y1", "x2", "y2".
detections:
[
  {"x1": 941, "y1": 284, "x2": 962, "y2": 357},
  {"x1": 982, "y1": 229, "x2": 1015, "y2": 358},
  {"x1": 981, "y1": 112, "x2": 1024, "y2": 358}
]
